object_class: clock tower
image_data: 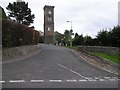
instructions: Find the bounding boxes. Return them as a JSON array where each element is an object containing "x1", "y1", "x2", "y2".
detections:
[{"x1": 43, "y1": 5, "x2": 55, "y2": 44}]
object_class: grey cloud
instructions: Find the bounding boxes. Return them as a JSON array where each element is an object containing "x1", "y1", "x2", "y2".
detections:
[{"x1": 1, "y1": 0, "x2": 119, "y2": 38}]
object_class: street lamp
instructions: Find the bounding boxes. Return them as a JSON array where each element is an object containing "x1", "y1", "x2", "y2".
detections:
[
  {"x1": 67, "y1": 21, "x2": 72, "y2": 30},
  {"x1": 66, "y1": 21, "x2": 73, "y2": 47}
]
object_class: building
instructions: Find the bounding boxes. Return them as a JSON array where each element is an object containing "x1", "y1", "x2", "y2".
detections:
[{"x1": 43, "y1": 5, "x2": 55, "y2": 44}]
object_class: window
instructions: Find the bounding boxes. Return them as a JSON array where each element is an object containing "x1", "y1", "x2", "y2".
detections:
[
  {"x1": 48, "y1": 27, "x2": 51, "y2": 31},
  {"x1": 48, "y1": 18, "x2": 52, "y2": 21},
  {"x1": 48, "y1": 11, "x2": 52, "y2": 14}
]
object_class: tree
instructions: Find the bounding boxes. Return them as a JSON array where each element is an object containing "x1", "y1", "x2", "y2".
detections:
[
  {"x1": 92, "y1": 38, "x2": 98, "y2": 46},
  {"x1": 64, "y1": 30, "x2": 70, "y2": 46},
  {"x1": 55, "y1": 31, "x2": 64, "y2": 44},
  {"x1": 84, "y1": 35, "x2": 93, "y2": 46},
  {"x1": 0, "y1": 6, "x2": 7, "y2": 19},
  {"x1": 95, "y1": 27, "x2": 120, "y2": 47},
  {"x1": 96, "y1": 30, "x2": 109, "y2": 46},
  {"x1": 73, "y1": 34, "x2": 84, "y2": 46},
  {"x1": 74, "y1": 33, "x2": 79, "y2": 38},
  {"x1": 110, "y1": 26, "x2": 120, "y2": 47},
  {"x1": 6, "y1": 1, "x2": 35, "y2": 26}
]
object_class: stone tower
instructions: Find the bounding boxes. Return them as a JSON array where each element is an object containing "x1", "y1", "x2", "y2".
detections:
[{"x1": 43, "y1": 5, "x2": 55, "y2": 44}]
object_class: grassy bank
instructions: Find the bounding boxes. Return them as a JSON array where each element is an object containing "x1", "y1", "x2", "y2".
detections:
[
  {"x1": 65, "y1": 46, "x2": 77, "y2": 50},
  {"x1": 88, "y1": 51, "x2": 120, "y2": 64}
]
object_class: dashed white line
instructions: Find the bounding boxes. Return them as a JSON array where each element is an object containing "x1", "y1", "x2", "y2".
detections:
[
  {"x1": 58, "y1": 64, "x2": 119, "y2": 82},
  {"x1": 112, "y1": 77, "x2": 118, "y2": 79},
  {"x1": 9, "y1": 80, "x2": 25, "y2": 83},
  {"x1": 99, "y1": 79, "x2": 106, "y2": 81},
  {"x1": 58, "y1": 64, "x2": 88, "y2": 80},
  {"x1": 49, "y1": 80, "x2": 63, "y2": 82},
  {"x1": 94, "y1": 77, "x2": 101, "y2": 79},
  {"x1": 66, "y1": 80, "x2": 77, "y2": 82},
  {"x1": 2, "y1": 77, "x2": 118, "y2": 84},
  {"x1": 88, "y1": 79, "x2": 97, "y2": 81},
  {"x1": 104, "y1": 77, "x2": 111, "y2": 79},
  {"x1": 31, "y1": 80, "x2": 44, "y2": 83},
  {"x1": 0, "y1": 81, "x2": 5, "y2": 83},
  {"x1": 58, "y1": 64, "x2": 68, "y2": 69},
  {"x1": 109, "y1": 79, "x2": 116, "y2": 81},
  {"x1": 79, "y1": 80, "x2": 87, "y2": 82}
]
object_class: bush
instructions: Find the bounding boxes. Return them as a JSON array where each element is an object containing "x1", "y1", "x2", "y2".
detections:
[{"x1": 2, "y1": 19, "x2": 40, "y2": 47}]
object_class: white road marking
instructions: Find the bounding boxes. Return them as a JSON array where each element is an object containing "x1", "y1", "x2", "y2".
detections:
[
  {"x1": 0, "y1": 81, "x2": 5, "y2": 83},
  {"x1": 88, "y1": 79, "x2": 97, "y2": 81},
  {"x1": 9, "y1": 80, "x2": 25, "y2": 83},
  {"x1": 99, "y1": 79, "x2": 106, "y2": 81},
  {"x1": 58, "y1": 64, "x2": 68, "y2": 69},
  {"x1": 94, "y1": 77, "x2": 101, "y2": 79},
  {"x1": 58, "y1": 64, "x2": 88, "y2": 80},
  {"x1": 31, "y1": 80, "x2": 44, "y2": 83},
  {"x1": 49, "y1": 80, "x2": 63, "y2": 82},
  {"x1": 104, "y1": 77, "x2": 111, "y2": 79},
  {"x1": 66, "y1": 80, "x2": 77, "y2": 82},
  {"x1": 109, "y1": 79, "x2": 116, "y2": 81},
  {"x1": 112, "y1": 77, "x2": 118, "y2": 80},
  {"x1": 79, "y1": 80, "x2": 87, "y2": 81},
  {"x1": 2, "y1": 76, "x2": 118, "y2": 84}
]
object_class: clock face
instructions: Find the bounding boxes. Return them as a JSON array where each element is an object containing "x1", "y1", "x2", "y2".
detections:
[{"x1": 48, "y1": 11, "x2": 52, "y2": 14}]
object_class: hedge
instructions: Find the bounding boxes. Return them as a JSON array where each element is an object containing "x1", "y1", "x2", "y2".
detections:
[{"x1": 2, "y1": 19, "x2": 40, "y2": 47}]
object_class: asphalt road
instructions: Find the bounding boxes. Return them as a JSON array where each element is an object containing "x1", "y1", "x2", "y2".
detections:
[{"x1": 2, "y1": 44, "x2": 119, "y2": 88}]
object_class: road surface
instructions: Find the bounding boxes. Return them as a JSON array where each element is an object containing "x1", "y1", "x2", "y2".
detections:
[{"x1": 2, "y1": 44, "x2": 119, "y2": 88}]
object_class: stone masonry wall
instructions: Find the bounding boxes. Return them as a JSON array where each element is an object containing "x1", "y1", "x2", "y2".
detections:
[
  {"x1": 2, "y1": 45, "x2": 41, "y2": 60},
  {"x1": 77, "y1": 46, "x2": 120, "y2": 55}
]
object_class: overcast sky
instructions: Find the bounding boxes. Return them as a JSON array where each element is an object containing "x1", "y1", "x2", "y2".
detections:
[{"x1": 1, "y1": 0, "x2": 119, "y2": 38}]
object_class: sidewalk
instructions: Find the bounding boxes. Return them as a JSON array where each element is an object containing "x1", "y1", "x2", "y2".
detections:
[{"x1": 2, "y1": 44, "x2": 41, "y2": 64}]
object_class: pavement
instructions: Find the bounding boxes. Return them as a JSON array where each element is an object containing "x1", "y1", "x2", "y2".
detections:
[
  {"x1": 2, "y1": 44, "x2": 119, "y2": 88},
  {"x1": 2, "y1": 45, "x2": 41, "y2": 62}
]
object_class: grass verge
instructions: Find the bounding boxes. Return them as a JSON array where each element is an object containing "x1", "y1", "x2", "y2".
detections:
[
  {"x1": 88, "y1": 51, "x2": 120, "y2": 64},
  {"x1": 65, "y1": 46, "x2": 77, "y2": 49}
]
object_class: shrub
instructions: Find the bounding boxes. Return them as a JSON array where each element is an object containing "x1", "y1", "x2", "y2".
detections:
[{"x1": 2, "y1": 19, "x2": 40, "y2": 47}]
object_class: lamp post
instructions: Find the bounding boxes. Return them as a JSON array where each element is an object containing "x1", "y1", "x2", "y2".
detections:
[
  {"x1": 67, "y1": 21, "x2": 72, "y2": 30},
  {"x1": 66, "y1": 21, "x2": 73, "y2": 47}
]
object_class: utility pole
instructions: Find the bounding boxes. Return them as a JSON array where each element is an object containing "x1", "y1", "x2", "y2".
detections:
[{"x1": 66, "y1": 21, "x2": 73, "y2": 47}]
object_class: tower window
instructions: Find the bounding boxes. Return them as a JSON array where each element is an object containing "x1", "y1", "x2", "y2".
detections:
[
  {"x1": 48, "y1": 27, "x2": 51, "y2": 31},
  {"x1": 48, "y1": 18, "x2": 52, "y2": 21},
  {"x1": 48, "y1": 11, "x2": 52, "y2": 14}
]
